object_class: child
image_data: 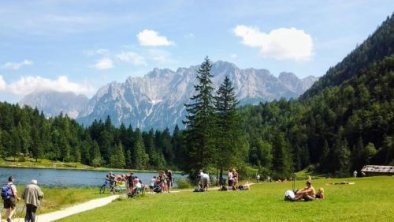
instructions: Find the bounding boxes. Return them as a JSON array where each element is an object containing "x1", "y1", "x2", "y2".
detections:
[{"x1": 315, "y1": 187, "x2": 325, "y2": 199}]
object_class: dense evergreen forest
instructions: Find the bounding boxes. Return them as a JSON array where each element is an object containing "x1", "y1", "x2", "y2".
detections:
[{"x1": 0, "y1": 14, "x2": 393, "y2": 179}]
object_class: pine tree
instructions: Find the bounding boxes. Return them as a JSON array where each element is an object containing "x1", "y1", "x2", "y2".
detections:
[
  {"x1": 110, "y1": 143, "x2": 126, "y2": 168},
  {"x1": 91, "y1": 141, "x2": 102, "y2": 167},
  {"x1": 183, "y1": 57, "x2": 216, "y2": 175},
  {"x1": 133, "y1": 129, "x2": 148, "y2": 169},
  {"x1": 215, "y1": 76, "x2": 243, "y2": 183},
  {"x1": 271, "y1": 132, "x2": 292, "y2": 179}
]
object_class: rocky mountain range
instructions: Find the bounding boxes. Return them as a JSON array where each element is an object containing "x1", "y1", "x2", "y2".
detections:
[
  {"x1": 20, "y1": 61, "x2": 317, "y2": 129},
  {"x1": 20, "y1": 90, "x2": 89, "y2": 119}
]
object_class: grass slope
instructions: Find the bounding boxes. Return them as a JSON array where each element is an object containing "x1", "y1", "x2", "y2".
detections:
[{"x1": 58, "y1": 176, "x2": 394, "y2": 222}]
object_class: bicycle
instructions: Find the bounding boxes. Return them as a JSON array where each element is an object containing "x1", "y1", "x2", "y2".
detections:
[{"x1": 99, "y1": 179, "x2": 114, "y2": 194}]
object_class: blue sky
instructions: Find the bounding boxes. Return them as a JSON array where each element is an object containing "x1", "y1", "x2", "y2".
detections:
[{"x1": 0, "y1": 0, "x2": 393, "y2": 102}]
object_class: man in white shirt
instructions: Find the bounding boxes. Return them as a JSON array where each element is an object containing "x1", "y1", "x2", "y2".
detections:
[{"x1": 199, "y1": 170, "x2": 210, "y2": 191}]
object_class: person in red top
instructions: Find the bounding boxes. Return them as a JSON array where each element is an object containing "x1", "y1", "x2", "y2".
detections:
[{"x1": 3, "y1": 176, "x2": 21, "y2": 222}]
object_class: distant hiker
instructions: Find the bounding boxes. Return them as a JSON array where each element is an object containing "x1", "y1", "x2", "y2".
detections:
[
  {"x1": 228, "y1": 169, "x2": 234, "y2": 188},
  {"x1": 199, "y1": 170, "x2": 210, "y2": 191},
  {"x1": 108, "y1": 172, "x2": 116, "y2": 193},
  {"x1": 2, "y1": 176, "x2": 21, "y2": 222},
  {"x1": 165, "y1": 169, "x2": 173, "y2": 192},
  {"x1": 256, "y1": 174, "x2": 260, "y2": 183},
  {"x1": 127, "y1": 172, "x2": 134, "y2": 193},
  {"x1": 22, "y1": 179, "x2": 44, "y2": 222},
  {"x1": 353, "y1": 170, "x2": 358, "y2": 178}
]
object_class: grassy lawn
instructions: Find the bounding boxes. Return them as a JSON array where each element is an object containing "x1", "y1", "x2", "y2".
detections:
[{"x1": 56, "y1": 176, "x2": 394, "y2": 222}]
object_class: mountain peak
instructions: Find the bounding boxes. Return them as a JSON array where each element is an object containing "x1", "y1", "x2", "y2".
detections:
[{"x1": 76, "y1": 61, "x2": 316, "y2": 129}]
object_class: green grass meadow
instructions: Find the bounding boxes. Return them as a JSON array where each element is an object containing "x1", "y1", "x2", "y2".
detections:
[
  {"x1": 57, "y1": 176, "x2": 394, "y2": 222},
  {"x1": 1, "y1": 186, "x2": 102, "y2": 219}
]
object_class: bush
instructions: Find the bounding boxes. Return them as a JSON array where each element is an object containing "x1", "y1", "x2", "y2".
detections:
[
  {"x1": 175, "y1": 178, "x2": 192, "y2": 189},
  {"x1": 18, "y1": 156, "x2": 26, "y2": 162},
  {"x1": 238, "y1": 165, "x2": 258, "y2": 180}
]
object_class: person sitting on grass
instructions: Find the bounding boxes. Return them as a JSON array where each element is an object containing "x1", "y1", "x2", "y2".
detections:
[
  {"x1": 294, "y1": 180, "x2": 315, "y2": 201},
  {"x1": 315, "y1": 187, "x2": 325, "y2": 199}
]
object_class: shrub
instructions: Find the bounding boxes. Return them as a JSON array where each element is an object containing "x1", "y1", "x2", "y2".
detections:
[{"x1": 175, "y1": 178, "x2": 192, "y2": 189}]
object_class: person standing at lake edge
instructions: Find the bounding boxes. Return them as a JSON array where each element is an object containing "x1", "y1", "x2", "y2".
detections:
[
  {"x1": 22, "y1": 179, "x2": 44, "y2": 222},
  {"x1": 2, "y1": 176, "x2": 21, "y2": 222}
]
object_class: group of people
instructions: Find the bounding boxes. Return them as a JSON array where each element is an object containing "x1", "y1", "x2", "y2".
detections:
[
  {"x1": 2, "y1": 176, "x2": 44, "y2": 222},
  {"x1": 104, "y1": 169, "x2": 174, "y2": 195},
  {"x1": 149, "y1": 170, "x2": 174, "y2": 193},
  {"x1": 105, "y1": 172, "x2": 145, "y2": 196}
]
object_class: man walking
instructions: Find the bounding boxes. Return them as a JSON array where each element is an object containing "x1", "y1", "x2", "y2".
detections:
[
  {"x1": 22, "y1": 179, "x2": 44, "y2": 222},
  {"x1": 2, "y1": 176, "x2": 21, "y2": 222}
]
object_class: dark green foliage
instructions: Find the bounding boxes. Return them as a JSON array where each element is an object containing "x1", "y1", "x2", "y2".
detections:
[
  {"x1": 183, "y1": 57, "x2": 217, "y2": 175},
  {"x1": 215, "y1": 76, "x2": 245, "y2": 182}
]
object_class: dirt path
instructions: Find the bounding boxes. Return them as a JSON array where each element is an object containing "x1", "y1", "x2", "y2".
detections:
[{"x1": 13, "y1": 195, "x2": 120, "y2": 222}]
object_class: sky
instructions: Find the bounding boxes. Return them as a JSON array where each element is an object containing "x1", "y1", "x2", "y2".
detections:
[{"x1": 0, "y1": 0, "x2": 393, "y2": 103}]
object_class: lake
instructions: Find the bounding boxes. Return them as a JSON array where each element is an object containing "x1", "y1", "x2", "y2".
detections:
[{"x1": 0, "y1": 167, "x2": 183, "y2": 187}]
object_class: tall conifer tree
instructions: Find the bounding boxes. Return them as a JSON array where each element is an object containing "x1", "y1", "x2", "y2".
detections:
[
  {"x1": 215, "y1": 76, "x2": 242, "y2": 183},
  {"x1": 183, "y1": 57, "x2": 216, "y2": 175}
]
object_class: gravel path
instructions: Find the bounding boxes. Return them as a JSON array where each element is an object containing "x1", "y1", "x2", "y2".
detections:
[{"x1": 13, "y1": 194, "x2": 120, "y2": 222}]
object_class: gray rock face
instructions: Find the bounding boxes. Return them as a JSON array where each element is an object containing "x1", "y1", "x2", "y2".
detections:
[
  {"x1": 20, "y1": 91, "x2": 89, "y2": 119},
  {"x1": 77, "y1": 61, "x2": 317, "y2": 129}
]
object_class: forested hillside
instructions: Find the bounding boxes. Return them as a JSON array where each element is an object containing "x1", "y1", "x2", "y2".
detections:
[
  {"x1": 241, "y1": 55, "x2": 394, "y2": 177},
  {"x1": 303, "y1": 13, "x2": 394, "y2": 99},
  {"x1": 0, "y1": 103, "x2": 183, "y2": 169}
]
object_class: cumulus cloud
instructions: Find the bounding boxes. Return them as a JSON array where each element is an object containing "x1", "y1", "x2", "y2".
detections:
[
  {"x1": 137, "y1": 29, "x2": 174, "y2": 47},
  {"x1": 117, "y1": 51, "x2": 147, "y2": 66},
  {"x1": 233, "y1": 25, "x2": 313, "y2": 61},
  {"x1": 94, "y1": 58, "x2": 113, "y2": 70},
  {"x1": 0, "y1": 76, "x2": 6, "y2": 90},
  {"x1": 0, "y1": 75, "x2": 95, "y2": 96},
  {"x1": 2, "y1": 60, "x2": 33, "y2": 70}
]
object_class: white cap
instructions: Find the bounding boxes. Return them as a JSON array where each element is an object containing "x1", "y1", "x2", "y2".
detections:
[{"x1": 31, "y1": 179, "x2": 37, "y2": 185}]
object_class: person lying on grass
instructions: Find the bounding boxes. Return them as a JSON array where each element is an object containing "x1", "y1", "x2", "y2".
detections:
[{"x1": 294, "y1": 180, "x2": 315, "y2": 201}]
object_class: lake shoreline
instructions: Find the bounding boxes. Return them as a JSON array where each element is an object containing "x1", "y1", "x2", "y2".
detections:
[{"x1": 0, "y1": 158, "x2": 181, "y2": 174}]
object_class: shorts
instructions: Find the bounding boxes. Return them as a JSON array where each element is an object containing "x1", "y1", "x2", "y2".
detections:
[
  {"x1": 304, "y1": 195, "x2": 315, "y2": 201},
  {"x1": 3, "y1": 197, "x2": 16, "y2": 209}
]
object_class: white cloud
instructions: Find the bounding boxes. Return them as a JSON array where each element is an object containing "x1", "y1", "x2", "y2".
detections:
[
  {"x1": 1, "y1": 60, "x2": 33, "y2": 70},
  {"x1": 0, "y1": 75, "x2": 95, "y2": 96},
  {"x1": 234, "y1": 25, "x2": 313, "y2": 61},
  {"x1": 0, "y1": 75, "x2": 6, "y2": 90},
  {"x1": 94, "y1": 58, "x2": 113, "y2": 70},
  {"x1": 117, "y1": 51, "x2": 147, "y2": 66},
  {"x1": 137, "y1": 29, "x2": 174, "y2": 47}
]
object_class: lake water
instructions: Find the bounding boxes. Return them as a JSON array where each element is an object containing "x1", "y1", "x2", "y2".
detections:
[{"x1": 0, "y1": 167, "x2": 183, "y2": 187}]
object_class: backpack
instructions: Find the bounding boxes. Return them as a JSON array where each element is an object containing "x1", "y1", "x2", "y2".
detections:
[
  {"x1": 1, "y1": 184, "x2": 13, "y2": 200},
  {"x1": 284, "y1": 190, "x2": 295, "y2": 201},
  {"x1": 153, "y1": 185, "x2": 162, "y2": 193}
]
